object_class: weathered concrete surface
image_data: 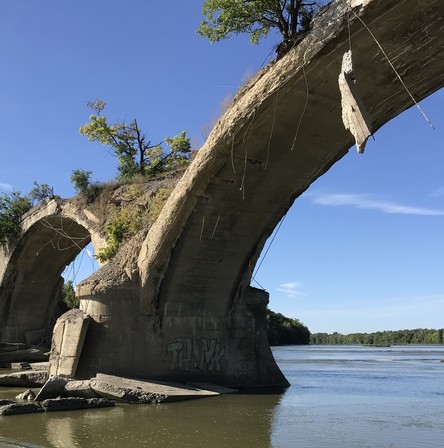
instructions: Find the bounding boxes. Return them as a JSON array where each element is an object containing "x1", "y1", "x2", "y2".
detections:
[
  {"x1": 73, "y1": 0, "x2": 444, "y2": 388},
  {"x1": 49, "y1": 309, "x2": 90, "y2": 377},
  {"x1": 339, "y1": 50, "x2": 372, "y2": 153},
  {"x1": 64, "y1": 380, "x2": 100, "y2": 399},
  {"x1": 0, "y1": 176, "x2": 182, "y2": 348},
  {"x1": 0, "y1": 370, "x2": 47, "y2": 387},
  {"x1": 0, "y1": 0, "x2": 442, "y2": 389},
  {"x1": 35, "y1": 377, "x2": 99, "y2": 400},
  {"x1": 0, "y1": 348, "x2": 48, "y2": 364},
  {"x1": 41, "y1": 397, "x2": 114, "y2": 412},
  {"x1": 15, "y1": 389, "x2": 36, "y2": 401},
  {"x1": 90, "y1": 373, "x2": 221, "y2": 403},
  {"x1": 0, "y1": 402, "x2": 43, "y2": 416},
  {"x1": 0, "y1": 198, "x2": 104, "y2": 345},
  {"x1": 35, "y1": 376, "x2": 69, "y2": 401}
]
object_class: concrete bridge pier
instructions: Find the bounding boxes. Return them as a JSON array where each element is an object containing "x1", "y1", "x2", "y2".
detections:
[
  {"x1": 68, "y1": 0, "x2": 444, "y2": 389},
  {"x1": 76, "y1": 283, "x2": 289, "y2": 389}
]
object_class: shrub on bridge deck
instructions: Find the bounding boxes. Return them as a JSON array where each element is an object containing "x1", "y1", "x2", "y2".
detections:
[
  {"x1": 0, "y1": 191, "x2": 33, "y2": 246},
  {"x1": 79, "y1": 101, "x2": 192, "y2": 182},
  {"x1": 70, "y1": 169, "x2": 101, "y2": 204},
  {"x1": 29, "y1": 181, "x2": 54, "y2": 205},
  {"x1": 197, "y1": 0, "x2": 325, "y2": 58},
  {"x1": 96, "y1": 205, "x2": 142, "y2": 263}
]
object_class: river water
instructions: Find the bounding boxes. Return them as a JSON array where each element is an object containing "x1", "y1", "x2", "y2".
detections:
[{"x1": 0, "y1": 345, "x2": 443, "y2": 448}]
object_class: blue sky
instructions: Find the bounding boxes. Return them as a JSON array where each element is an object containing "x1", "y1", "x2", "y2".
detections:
[{"x1": 1, "y1": 1, "x2": 443, "y2": 334}]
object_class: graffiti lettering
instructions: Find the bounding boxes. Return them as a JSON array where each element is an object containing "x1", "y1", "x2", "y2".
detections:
[{"x1": 166, "y1": 337, "x2": 225, "y2": 373}]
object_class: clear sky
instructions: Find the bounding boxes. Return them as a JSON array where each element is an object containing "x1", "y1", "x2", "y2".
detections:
[{"x1": 1, "y1": 1, "x2": 443, "y2": 334}]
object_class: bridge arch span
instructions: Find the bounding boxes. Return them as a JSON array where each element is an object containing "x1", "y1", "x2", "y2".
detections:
[
  {"x1": 75, "y1": 0, "x2": 444, "y2": 387},
  {"x1": 140, "y1": 0, "x2": 444, "y2": 321},
  {"x1": 0, "y1": 199, "x2": 99, "y2": 345}
]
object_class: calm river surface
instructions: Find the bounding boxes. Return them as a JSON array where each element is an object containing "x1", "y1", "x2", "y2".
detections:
[{"x1": 0, "y1": 345, "x2": 443, "y2": 447}]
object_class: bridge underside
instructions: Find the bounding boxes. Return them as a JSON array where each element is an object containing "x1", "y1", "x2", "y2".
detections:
[
  {"x1": 44, "y1": 0, "x2": 444, "y2": 387},
  {"x1": 0, "y1": 215, "x2": 90, "y2": 345}
]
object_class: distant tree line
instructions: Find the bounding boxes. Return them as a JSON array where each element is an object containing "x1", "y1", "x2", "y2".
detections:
[
  {"x1": 311, "y1": 328, "x2": 444, "y2": 345},
  {"x1": 267, "y1": 309, "x2": 311, "y2": 345}
]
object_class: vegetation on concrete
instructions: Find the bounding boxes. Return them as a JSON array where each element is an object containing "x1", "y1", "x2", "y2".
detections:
[
  {"x1": 96, "y1": 205, "x2": 142, "y2": 263},
  {"x1": 0, "y1": 191, "x2": 33, "y2": 246},
  {"x1": 79, "y1": 101, "x2": 192, "y2": 182},
  {"x1": 197, "y1": 0, "x2": 323, "y2": 56},
  {"x1": 267, "y1": 308, "x2": 311, "y2": 345},
  {"x1": 148, "y1": 187, "x2": 173, "y2": 222},
  {"x1": 70, "y1": 169, "x2": 102, "y2": 204},
  {"x1": 29, "y1": 181, "x2": 54, "y2": 205},
  {"x1": 96, "y1": 181, "x2": 176, "y2": 263},
  {"x1": 311, "y1": 328, "x2": 444, "y2": 345}
]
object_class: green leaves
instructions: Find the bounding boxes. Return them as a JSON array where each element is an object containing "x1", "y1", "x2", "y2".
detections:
[
  {"x1": 198, "y1": 0, "x2": 271, "y2": 44},
  {"x1": 80, "y1": 102, "x2": 192, "y2": 181},
  {"x1": 0, "y1": 191, "x2": 32, "y2": 246},
  {"x1": 267, "y1": 308, "x2": 311, "y2": 345},
  {"x1": 197, "y1": 0, "x2": 322, "y2": 48},
  {"x1": 29, "y1": 181, "x2": 54, "y2": 205}
]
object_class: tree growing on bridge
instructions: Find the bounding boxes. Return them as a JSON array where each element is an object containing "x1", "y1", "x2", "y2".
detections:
[
  {"x1": 80, "y1": 101, "x2": 192, "y2": 181},
  {"x1": 197, "y1": 0, "x2": 324, "y2": 57},
  {"x1": 0, "y1": 191, "x2": 32, "y2": 246},
  {"x1": 29, "y1": 181, "x2": 54, "y2": 205}
]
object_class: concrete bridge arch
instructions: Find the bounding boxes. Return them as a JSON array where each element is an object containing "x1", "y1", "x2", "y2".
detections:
[
  {"x1": 52, "y1": 0, "x2": 444, "y2": 387},
  {"x1": 0, "y1": 198, "x2": 104, "y2": 345},
  {"x1": 75, "y1": 0, "x2": 444, "y2": 387}
]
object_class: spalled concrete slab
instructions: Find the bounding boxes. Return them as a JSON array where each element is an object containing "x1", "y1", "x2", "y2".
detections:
[
  {"x1": 90, "y1": 373, "x2": 220, "y2": 403},
  {"x1": 41, "y1": 397, "x2": 114, "y2": 412},
  {"x1": 29, "y1": 361, "x2": 50, "y2": 371},
  {"x1": 0, "y1": 348, "x2": 48, "y2": 364},
  {"x1": 64, "y1": 380, "x2": 99, "y2": 399},
  {"x1": 34, "y1": 376, "x2": 68, "y2": 401},
  {"x1": 0, "y1": 370, "x2": 47, "y2": 387},
  {"x1": 49, "y1": 309, "x2": 91, "y2": 378},
  {"x1": 15, "y1": 389, "x2": 36, "y2": 401},
  {"x1": 0, "y1": 399, "x2": 15, "y2": 406},
  {"x1": 188, "y1": 383, "x2": 238, "y2": 394},
  {"x1": 0, "y1": 402, "x2": 43, "y2": 416}
]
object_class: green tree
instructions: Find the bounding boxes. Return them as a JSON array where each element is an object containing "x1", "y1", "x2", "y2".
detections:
[
  {"x1": 267, "y1": 308, "x2": 310, "y2": 345},
  {"x1": 70, "y1": 169, "x2": 92, "y2": 193},
  {"x1": 29, "y1": 181, "x2": 54, "y2": 205},
  {"x1": 60, "y1": 280, "x2": 78, "y2": 309},
  {"x1": 0, "y1": 191, "x2": 33, "y2": 246},
  {"x1": 79, "y1": 101, "x2": 191, "y2": 181},
  {"x1": 197, "y1": 0, "x2": 323, "y2": 56},
  {"x1": 70, "y1": 169, "x2": 101, "y2": 203}
]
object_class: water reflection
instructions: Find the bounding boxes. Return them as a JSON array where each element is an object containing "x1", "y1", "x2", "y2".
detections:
[{"x1": 0, "y1": 393, "x2": 281, "y2": 448}]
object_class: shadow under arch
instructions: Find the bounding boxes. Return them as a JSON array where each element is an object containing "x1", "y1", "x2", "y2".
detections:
[{"x1": 0, "y1": 203, "x2": 91, "y2": 345}]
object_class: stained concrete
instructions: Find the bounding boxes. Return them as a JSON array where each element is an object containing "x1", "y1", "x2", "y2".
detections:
[
  {"x1": 49, "y1": 309, "x2": 91, "y2": 377},
  {"x1": 74, "y1": 0, "x2": 444, "y2": 388},
  {"x1": 0, "y1": 198, "x2": 103, "y2": 345},
  {"x1": 1, "y1": 0, "x2": 443, "y2": 389},
  {"x1": 90, "y1": 373, "x2": 222, "y2": 403}
]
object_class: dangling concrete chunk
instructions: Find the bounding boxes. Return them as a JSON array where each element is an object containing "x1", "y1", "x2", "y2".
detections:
[
  {"x1": 339, "y1": 50, "x2": 372, "y2": 153},
  {"x1": 49, "y1": 309, "x2": 91, "y2": 378}
]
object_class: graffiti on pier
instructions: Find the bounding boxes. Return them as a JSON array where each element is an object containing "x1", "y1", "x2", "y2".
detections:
[{"x1": 166, "y1": 337, "x2": 225, "y2": 373}]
